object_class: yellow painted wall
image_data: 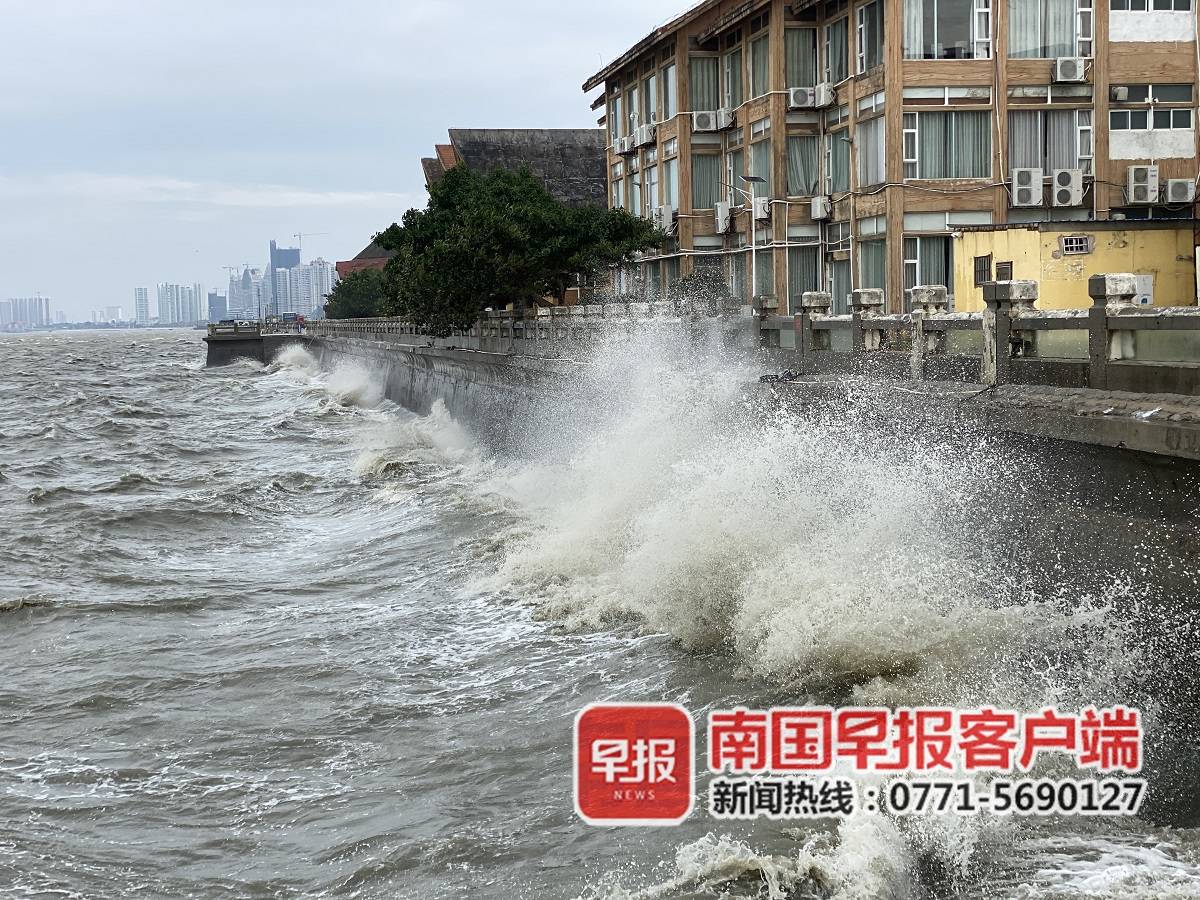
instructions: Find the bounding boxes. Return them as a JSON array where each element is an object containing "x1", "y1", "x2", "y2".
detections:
[{"x1": 954, "y1": 227, "x2": 1197, "y2": 312}]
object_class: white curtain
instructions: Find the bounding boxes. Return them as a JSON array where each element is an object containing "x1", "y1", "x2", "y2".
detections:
[
  {"x1": 751, "y1": 36, "x2": 770, "y2": 97},
  {"x1": 903, "y1": 0, "x2": 924, "y2": 58},
  {"x1": 751, "y1": 140, "x2": 772, "y2": 196},
  {"x1": 689, "y1": 57, "x2": 719, "y2": 110},
  {"x1": 786, "y1": 29, "x2": 817, "y2": 87},
  {"x1": 1008, "y1": 110, "x2": 1043, "y2": 170},
  {"x1": 859, "y1": 240, "x2": 887, "y2": 290},
  {"x1": 918, "y1": 113, "x2": 950, "y2": 178},
  {"x1": 920, "y1": 236, "x2": 951, "y2": 288},
  {"x1": 1046, "y1": 0, "x2": 1075, "y2": 57},
  {"x1": 787, "y1": 136, "x2": 820, "y2": 195},
  {"x1": 827, "y1": 18, "x2": 848, "y2": 82},
  {"x1": 788, "y1": 246, "x2": 819, "y2": 313},
  {"x1": 857, "y1": 117, "x2": 886, "y2": 186},
  {"x1": 831, "y1": 134, "x2": 851, "y2": 192},
  {"x1": 954, "y1": 111, "x2": 991, "y2": 178},
  {"x1": 1046, "y1": 109, "x2": 1078, "y2": 169},
  {"x1": 692, "y1": 154, "x2": 721, "y2": 209},
  {"x1": 1010, "y1": 0, "x2": 1074, "y2": 58}
]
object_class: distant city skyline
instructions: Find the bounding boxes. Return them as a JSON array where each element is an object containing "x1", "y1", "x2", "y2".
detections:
[{"x1": 0, "y1": 1, "x2": 683, "y2": 317}]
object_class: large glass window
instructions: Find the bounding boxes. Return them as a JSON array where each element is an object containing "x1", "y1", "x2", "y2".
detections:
[
  {"x1": 692, "y1": 154, "x2": 721, "y2": 209},
  {"x1": 857, "y1": 1, "x2": 885, "y2": 73},
  {"x1": 645, "y1": 164, "x2": 659, "y2": 209},
  {"x1": 859, "y1": 239, "x2": 887, "y2": 290},
  {"x1": 726, "y1": 148, "x2": 745, "y2": 204},
  {"x1": 724, "y1": 47, "x2": 744, "y2": 109},
  {"x1": 690, "y1": 57, "x2": 720, "y2": 110},
  {"x1": 1009, "y1": 109, "x2": 1093, "y2": 174},
  {"x1": 828, "y1": 257, "x2": 851, "y2": 315},
  {"x1": 827, "y1": 131, "x2": 851, "y2": 193},
  {"x1": 902, "y1": 111, "x2": 991, "y2": 178},
  {"x1": 904, "y1": 235, "x2": 954, "y2": 297},
  {"x1": 751, "y1": 140, "x2": 773, "y2": 197},
  {"x1": 787, "y1": 135, "x2": 821, "y2": 195},
  {"x1": 643, "y1": 73, "x2": 658, "y2": 124},
  {"x1": 751, "y1": 36, "x2": 770, "y2": 97},
  {"x1": 825, "y1": 18, "x2": 849, "y2": 83},
  {"x1": 786, "y1": 29, "x2": 818, "y2": 88},
  {"x1": 788, "y1": 246, "x2": 820, "y2": 314},
  {"x1": 662, "y1": 63, "x2": 678, "y2": 118},
  {"x1": 1008, "y1": 0, "x2": 1077, "y2": 58},
  {"x1": 856, "y1": 117, "x2": 886, "y2": 186},
  {"x1": 904, "y1": 0, "x2": 991, "y2": 59},
  {"x1": 664, "y1": 158, "x2": 679, "y2": 208}
]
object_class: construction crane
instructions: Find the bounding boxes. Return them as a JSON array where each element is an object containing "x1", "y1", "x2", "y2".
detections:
[{"x1": 294, "y1": 232, "x2": 328, "y2": 254}]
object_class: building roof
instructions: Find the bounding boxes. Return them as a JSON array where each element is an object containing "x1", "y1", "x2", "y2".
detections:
[
  {"x1": 446, "y1": 128, "x2": 608, "y2": 207},
  {"x1": 422, "y1": 157, "x2": 447, "y2": 187},
  {"x1": 435, "y1": 143, "x2": 459, "y2": 170},
  {"x1": 353, "y1": 240, "x2": 393, "y2": 260}
]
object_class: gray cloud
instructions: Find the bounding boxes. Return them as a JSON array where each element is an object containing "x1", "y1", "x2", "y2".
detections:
[{"x1": 0, "y1": 0, "x2": 684, "y2": 315}]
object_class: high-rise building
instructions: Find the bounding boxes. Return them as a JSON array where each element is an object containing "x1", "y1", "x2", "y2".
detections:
[
  {"x1": 3, "y1": 297, "x2": 51, "y2": 328},
  {"x1": 267, "y1": 240, "x2": 302, "y2": 316},
  {"x1": 586, "y1": 0, "x2": 1200, "y2": 312},
  {"x1": 227, "y1": 267, "x2": 267, "y2": 319},
  {"x1": 207, "y1": 290, "x2": 228, "y2": 323},
  {"x1": 134, "y1": 287, "x2": 151, "y2": 324},
  {"x1": 156, "y1": 284, "x2": 203, "y2": 325}
]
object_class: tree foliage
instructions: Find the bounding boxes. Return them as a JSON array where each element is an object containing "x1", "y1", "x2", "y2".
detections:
[
  {"x1": 374, "y1": 166, "x2": 663, "y2": 334},
  {"x1": 324, "y1": 268, "x2": 387, "y2": 320}
]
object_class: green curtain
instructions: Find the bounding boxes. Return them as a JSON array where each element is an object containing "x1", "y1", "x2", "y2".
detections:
[
  {"x1": 787, "y1": 136, "x2": 820, "y2": 195},
  {"x1": 859, "y1": 240, "x2": 887, "y2": 290},
  {"x1": 755, "y1": 248, "x2": 775, "y2": 298},
  {"x1": 692, "y1": 154, "x2": 721, "y2": 209},
  {"x1": 786, "y1": 29, "x2": 817, "y2": 88},
  {"x1": 725, "y1": 49, "x2": 744, "y2": 108},
  {"x1": 788, "y1": 246, "x2": 819, "y2": 313},
  {"x1": 751, "y1": 36, "x2": 770, "y2": 97},
  {"x1": 751, "y1": 140, "x2": 773, "y2": 197},
  {"x1": 689, "y1": 57, "x2": 719, "y2": 110}
]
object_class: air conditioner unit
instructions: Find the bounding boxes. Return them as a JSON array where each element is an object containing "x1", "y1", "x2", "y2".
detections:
[
  {"x1": 1011, "y1": 168, "x2": 1044, "y2": 207},
  {"x1": 753, "y1": 197, "x2": 771, "y2": 221},
  {"x1": 1111, "y1": 86, "x2": 1129, "y2": 102},
  {"x1": 789, "y1": 83, "x2": 835, "y2": 109},
  {"x1": 1127, "y1": 165, "x2": 1160, "y2": 204},
  {"x1": 716, "y1": 108, "x2": 736, "y2": 130},
  {"x1": 693, "y1": 110, "x2": 719, "y2": 133},
  {"x1": 616, "y1": 135, "x2": 636, "y2": 155},
  {"x1": 1166, "y1": 178, "x2": 1197, "y2": 204},
  {"x1": 634, "y1": 124, "x2": 657, "y2": 148},
  {"x1": 1053, "y1": 57, "x2": 1087, "y2": 83},
  {"x1": 715, "y1": 201, "x2": 732, "y2": 233},
  {"x1": 811, "y1": 195, "x2": 831, "y2": 220},
  {"x1": 653, "y1": 205, "x2": 677, "y2": 230},
  {"x1": 1051, "y1": 168, "x2": 1084, "y2": 207}
]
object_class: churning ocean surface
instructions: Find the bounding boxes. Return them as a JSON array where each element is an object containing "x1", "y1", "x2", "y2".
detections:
[{"x1": 3, "y1": 328, "x2": 1200, "y2": 900}]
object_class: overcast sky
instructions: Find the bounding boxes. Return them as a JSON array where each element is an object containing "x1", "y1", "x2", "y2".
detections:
[{"x1": 0, "y1": 0, "x2": 686, "y2": 317}]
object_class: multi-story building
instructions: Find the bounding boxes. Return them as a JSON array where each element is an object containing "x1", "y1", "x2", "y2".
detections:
[
  {"x1": 2, "y1": 297, "x2": 51, "y2": 328},
  {"x1": 134, "y1": 287, "x2": 151, "y2": 325},
  {"x1": 156, "y1": 284, "x2": 203, "y2": 325},
  {"x1": 228, "y1": 267, "x2": 267, "y2": 319},
  {"x1": 584, "y1": 0, "x2": 1199, "y2": 312}
]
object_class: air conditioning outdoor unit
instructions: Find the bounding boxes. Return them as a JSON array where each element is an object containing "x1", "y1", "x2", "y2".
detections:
[
  {"x1": 653, "y1": 205, "x2": 677, "y2": 230},
  {"x1": 715, "y1": 200, "x2": 733, "y2": 233},
  {"x1": 616, "y1": 135, "x2": 636, "y2": 155},
  {"x1": 716, "y1": 108, "x2": 736, "y2": 130},
  {"x1": 1127, "y1": 165, "x2": 1160, "y2": 204},
  {"x1": 1053, "y1": 57, "x2": 1087, "y2": 83},
  {"x1": 1011, "y1": 168, "x2": 1044, "y2": 207},
  {"x1": 1111, "y1": 86, "x2": 1130, "y2": 102},
  {"x1": 634, "y1": 124, "x2": 657, "y2": 148},
  {"x1": 811, "y1": 195, "x2": 831, "y2": 220},
  {"x1": 1051, "y1": 168, "x2": 1084, "y2": 207},
  {"x1": 788, "y1": 83, "x2": 834, "y2": 109},
  {"x1": 693, "y1": 110, "x2": 719, "y2": 133},
  {"x1": 1166, "y1": 178, "x2": 1197, "y2": 204},
  {"x1": 753, "y1": 197, "x2": 772, "y2": 221}
]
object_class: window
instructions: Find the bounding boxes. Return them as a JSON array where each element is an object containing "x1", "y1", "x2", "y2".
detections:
[
  {"x1": 643, "y1": 73, "x2": 658, "y2": 124},
  {"x1": 995, "y1": 260, "x2": 1014, "y2": 279},
  {"x1": 825, "y1": 17, "x2": 849, "y2": 83},
  {"x1": 692, "y1": 154, "x2": 721, "y2": 209},
  {"x1": 787, "y1": 135, "x2": 821, "y2": 195},
  {"x1": 827, "y1": 258, "x2": 852, "y2": 314},
  {"x1": 662, "y1": 63, "x2": 678, "y2": 118},
  {"x1": 856, "y1": 1, "x2": 885, "y2": 73},
  {"x1": 788, "y1": 246, "x2": 820, "y2": 313},
  {"x1": 904, "y1": 235, "x2": 954, "y2": 294},
  {"x1": 751, "y1": 140, "x2": 773, "y2": 197},
  {"x1": 628, "y1": 175, "x2": 641, "y2": 216},
  {"x1": 612, "y1": 93, "x2": 624, "y2": 139},
  {"x1": 1061, "y1": 235, "x2": 1091, "y2": 254},
  {"x1": 627, "y1": 86, "x2": 640, "y2": 131},
  {"x1": 904, "y1": 0, "x2": 992, "y2": 59},
  {"x1": 859, "y1": 239, "x2": 887, "y2": 290},
  {"x1": 731, "y1": 253, "x2": 748, "y2": 300},
  {"x1": 974, "y1": 254, "x2": 993, "y2": 286},
  {"x1": 611, "y1": 162, "x2": 624, "y2": 209},
  {"x1": 726, "y1": 148, "x2": 745, "y2": 204},
  {"x1": 1111, "y1": 108, "x2": 1193, "y2": 129},
  {"x1": 1111, "y1": 0, "x2": 1192, "y2": 9},
  {"x1": 750, "y1": 116, "x2": 771, "y2": 139},
  {"x1": 750, "y1": 35, "x2": 770, "y2": 97},
  {"x1": 1008, "y1": 0, "x2": 1082, "y2": 58},
  {"x1": 645, "y1": 164, "x2": 659, "y2": 210},
  {"x1": 724, "y1": 47, "x2": 744, "y2": 109},
  {"x1": 690, "y1": 57, "x2": 720, "y2": 110},
  {"x1": 1009, "y1": 109, "x2": 1093, "y2": 174},
  {"x1": 856, "y1": 116, "x2": 887, "y2": 186},
  {"x1": 827, "y1": 131, "x2": 851, "y2": 193},
  {"x1": 786, "y1": 29, "x2": 818, "y2": 88},
  {"x1": 755, "y1": 249, "x2": 775, "y2": 298},
  {"x1": 902, "y1": 111, "x2": 992, "y2": 178},
  {"x1": 663, "y1": 158, "x2": 679, "y2": 208}
]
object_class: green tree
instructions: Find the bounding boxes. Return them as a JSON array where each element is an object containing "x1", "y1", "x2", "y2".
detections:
[
  {"x1": 324, "y1": 268, "x2": 387, "y2": 320},
  {"x1": 374, "y1": 166, "x2": 662, "y2": 334}
]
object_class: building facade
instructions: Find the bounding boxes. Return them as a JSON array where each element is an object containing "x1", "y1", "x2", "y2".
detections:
[
  {"x1": 584, "y1": 0, "x2": 1200, "y2": 312},
  {"x1": 134, "y1": 287, "x2": 151, "y2": 325},
  {"x1": 1, "y1": 297, "x2": 51, "y2": 328},
  {"x1": 156, "y1": 283, "x2": 204, "y2": 325}
]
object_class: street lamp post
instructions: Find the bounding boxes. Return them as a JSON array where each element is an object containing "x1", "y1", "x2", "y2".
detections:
[{"x1": 722, "y1": 175, "x2": 767, "y2": 307}]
